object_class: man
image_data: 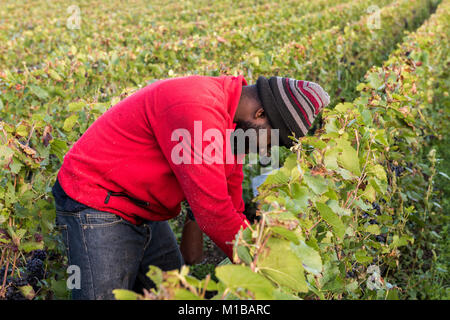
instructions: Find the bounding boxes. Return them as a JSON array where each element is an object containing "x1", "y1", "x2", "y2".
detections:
[{"x1": 52, "y1": 74, "x2": 329, "y2": 299}]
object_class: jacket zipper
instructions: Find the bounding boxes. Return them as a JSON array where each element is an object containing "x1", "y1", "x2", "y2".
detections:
[{"x1": 104, "y1": 190, "x2": 150, "y2": 208}]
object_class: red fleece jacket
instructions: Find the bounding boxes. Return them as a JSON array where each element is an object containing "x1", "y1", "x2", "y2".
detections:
[{"x1": 57, "y1": 75, "x2": 250, "y2": 258}]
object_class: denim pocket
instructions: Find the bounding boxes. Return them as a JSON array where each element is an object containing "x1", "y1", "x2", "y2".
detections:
[{"x1": 84, "y1": 212, "x2": 124, "y2": 228}]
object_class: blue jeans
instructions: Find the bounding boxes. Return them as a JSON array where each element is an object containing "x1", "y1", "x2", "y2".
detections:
[{"x1": 55, "y1": 207, "x2": 184, "y2": 300}]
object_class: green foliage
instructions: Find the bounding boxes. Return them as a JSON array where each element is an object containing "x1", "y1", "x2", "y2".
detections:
[
  {"x1": 0, "y1": 0, "x2": 447, "y2": 300},
  {"x1": 189, "y1": 263, "x2": 218, "y2": 282},
  {"x1": 116, "y1": 0, "x2": 449, "y2": 300}
]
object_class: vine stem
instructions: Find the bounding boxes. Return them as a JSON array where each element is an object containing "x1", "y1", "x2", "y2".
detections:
[
  {"x1": 306, "y1": 218, "x2": 323, "y2": 236},
  {"x1": 221, "y1": 288, "x2": 230, "y2": 300},
  {"x1": 423, "y1": 151, "x2": 437, "y2": 220},
  {"x1": 200, "y1": 274, "x2": 211, "y2": 299},
  {"x1": 0, "y1": 249, "x2": 10, "y2": 298},
  {"x1": 334, "y1": 244, "x2": 342, "y2": 261},
  {"x1": 250, "y1": 212, "x2": 271, "y2": 273},
  {"x1": 344, "y1": 138, "x2": 373, "y2": 210},
  {"x1": 252, "y1": 231, "x2": 271, "y2": 271},
  {"x1": 0, "y1": 125, "x2": 8, "y2": 144},
  {"x1": 0, "y1": 248, "x2": 6, "y2": 297},
  {"x1": 256, "y1": 213, "x2": 266, "y2": 249},
  {"x1": 26, "y1": 121, "x2": 36, "y2": 146},
  {"x1": 177, "y1": 272, "x2": 198, "y2": 296},
  {"x1": 250, "y1": 214, "x2": 266, "y2": 271},
  {"x1": 10, "y1": 251, "x2": 18, "y2": 279},
  {"x1": 0, "y1": 249, "x2": 5, "y2": 268}
]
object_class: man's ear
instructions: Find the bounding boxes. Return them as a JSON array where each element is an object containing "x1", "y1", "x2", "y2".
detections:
[{"x1": 254, "y1": 107, "x2": 265, "y2": 119}]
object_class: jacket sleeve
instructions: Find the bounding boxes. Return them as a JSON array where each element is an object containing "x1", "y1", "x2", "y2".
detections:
[
  {"x1": 152, "y1": 102, "x2": 250, "y2": 259},
  {"x1": 227, "y1": 162, "x2": 245, "y2": 215}
]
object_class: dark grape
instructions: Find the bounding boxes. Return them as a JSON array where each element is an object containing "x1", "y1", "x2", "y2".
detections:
[
  {"x1": 31, "y1": 249, "x2": 47, "y2": 261},
  {"x1": 48, "y1": 251, "x2": 59, "y2": 261},
  {"x1": 27, "y1": 276, "x2": 38, "y2": 288},
  {"x1": 393, "y1": 165, "x2": 405, "y2": 177},
  {"x1": 34, "y1": 233, "x2": 43, "y2": 243},
  {"x1": 11, "y1": 291, "x2": 26, "y2": 300},
  {"x1": 0, "y1": 266, "x2": 11, "y2": 277},
  {"x1": 371, "y1": 202, "x2": 381, "y2": 215},
  {"x1": 26, "y1": 258, "x2": 45, "y2": 280},
  {"x1": 4, "y1": 286, "x2": 14, "y2": 299},
  {"x1": 12, "y1": 277, "x2": 28, "y2": 287},
  {"x1": 376, "y1": 234, "x2": 387, "y2": 243},
  {"x1": 387, "y1": 160, "x2": 406, "y2": 177}
]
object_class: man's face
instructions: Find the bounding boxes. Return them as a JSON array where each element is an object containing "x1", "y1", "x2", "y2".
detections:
[
  {"x1": 232, "y1": 117, "x2": 272, "y2": 155},
  {"x1": 232, "y1": 85, "x2": 274, "y2": 156}
]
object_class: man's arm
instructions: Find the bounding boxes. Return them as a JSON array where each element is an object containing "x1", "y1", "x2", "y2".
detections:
[
  {"x1": 227, "y1": 162, "x2": 245, "y2": 215},
  {"x1": 180, "y1": 211, "x2": 203, "y2": 265},
  {"x1": 180, "y1": 164, "x2": 246, "y2": 265},
  {"x1": 152, "y1": 103, "x2": 250, "y2": 259}
]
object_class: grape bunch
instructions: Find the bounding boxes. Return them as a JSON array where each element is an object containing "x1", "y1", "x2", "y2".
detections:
[
  {"x1": 12, "y1": 277, "x2": 28, "y2": 287},
  {"x1": 1, "y1": 275, "x2": 28, "y2": 300},
  {"x1": 4, "y1": 286, "x2": 26, "y2": 300},
  {"x1": 372, "y1": 202, "x2": 381, "y2": 215},
  {"x1": 0, "y1": 266, "x2": 11, "y2": 277},
  {"x1": 26, "y1": 258, "x2": 45, "y2": 281},
  {"x1": 346, "y1": 270, "x2": 356, "y2": 278},
  {"x1": 1, "y1": 249, "x2": 49, "y2": 300},
  {"x1": 387, "y1": 160, "x2": 405, "y2": 177},
  {"x1": 362, "y1": 202, "x2": 382, "y2": 225},
  {"x1": 393, "y1": 165, "x2": 405, "y2": 177},
  {"x1": 376, "y1": 234, "x2": 387, "y2": 243},
  {"x1": 31, "y1": 250, "x2": 47, "y2": 262},
  {"x1": 368, "y1": 203, "x2": 388, "y2": 243}
]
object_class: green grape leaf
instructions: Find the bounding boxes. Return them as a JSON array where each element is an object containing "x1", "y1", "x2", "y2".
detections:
[
  {"x1": 216, "y1": 264, "x2": 275, "y2": 299},
  {"x1": 316, "y1": 202, "x2": 346, "y2": 239},
  {"x1": 257, "y1": 238, "x2": 307, "y2": 293}
]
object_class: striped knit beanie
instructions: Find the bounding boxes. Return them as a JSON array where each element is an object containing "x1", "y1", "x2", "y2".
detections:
[{"x1": 256, "y1": 76, "x2": 330, "y2": 147}]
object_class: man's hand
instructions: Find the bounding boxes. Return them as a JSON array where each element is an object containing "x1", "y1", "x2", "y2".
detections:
[{"x1": 180, "y1": 214, "x2": 204, "y2": 265}]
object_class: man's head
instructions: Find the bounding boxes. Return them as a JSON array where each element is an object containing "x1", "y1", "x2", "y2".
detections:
[
  {"x1": 233, "y1": 76, "x2": 330, "y2": 154},
  {"x1": 233, "y1": 84, "x2": 272, "y2": 155}
]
